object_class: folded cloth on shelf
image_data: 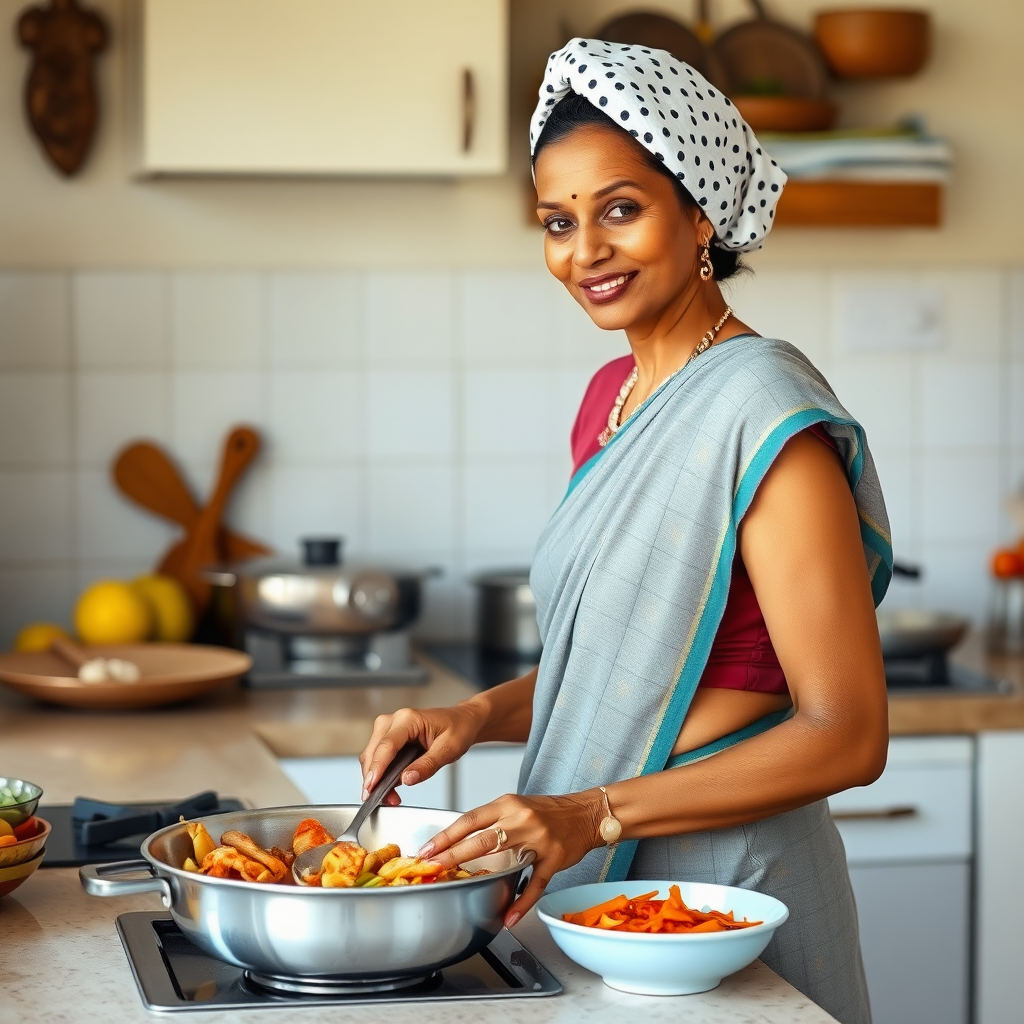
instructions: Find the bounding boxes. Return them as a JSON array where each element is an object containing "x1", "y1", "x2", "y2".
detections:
[{"x1": 760, "y1": 126, "x2": 952, "y2": 183}]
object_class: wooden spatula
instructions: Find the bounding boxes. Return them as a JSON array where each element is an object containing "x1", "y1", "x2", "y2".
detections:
[
  {"x1": 165, "y1": 426, "x2": 262, "y2": 613},
  {"x1": 114, "y1": 442, "x2": 270, "y2": 564}
]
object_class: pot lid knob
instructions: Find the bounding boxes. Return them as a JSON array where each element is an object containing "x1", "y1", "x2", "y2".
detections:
[{"x1": 302, "y1": 537, "x2": 342, "y2": 567}]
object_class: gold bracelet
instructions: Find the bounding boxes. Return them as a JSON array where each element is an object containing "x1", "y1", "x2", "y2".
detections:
[{"x1": 598, "y1": 786, "x2": 622, "y2": 845}]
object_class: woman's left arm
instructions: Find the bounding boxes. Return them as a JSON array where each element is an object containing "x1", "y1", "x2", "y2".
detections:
[{"x1": 424, "y1": 429, "x2": 889, "y2": 922}]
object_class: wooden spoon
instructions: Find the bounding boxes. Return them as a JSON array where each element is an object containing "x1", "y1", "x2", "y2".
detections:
[
  {"x1": 113, "y1": 442, "x2": 270, "y2": 564},
  {"x1": 50, "y1": 638, "x2": 140, "y2": 683},
  {"x1": 168, "y1": 427, "x2": 262, "y2": 613}
]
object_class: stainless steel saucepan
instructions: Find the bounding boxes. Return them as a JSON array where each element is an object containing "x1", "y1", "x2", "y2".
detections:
[{"x1": 80, "y1": 805, "x2": 532, "y2": 981}]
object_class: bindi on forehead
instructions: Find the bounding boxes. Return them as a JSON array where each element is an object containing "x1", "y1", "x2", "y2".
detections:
[{"x1": 572, "y1": 194, "x2": 577, "y2": 199}]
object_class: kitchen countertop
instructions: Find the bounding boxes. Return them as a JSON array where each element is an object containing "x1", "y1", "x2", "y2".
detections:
[
  {"x1": 0, "y1": 868, "x2": 838, "y2": 1024},
  {"x1": 887, "y1": 633, "x2": 1024, "y2": 734},
  {"x1": 1, "y1": 639, "x2": 1024, "y2": 807}
]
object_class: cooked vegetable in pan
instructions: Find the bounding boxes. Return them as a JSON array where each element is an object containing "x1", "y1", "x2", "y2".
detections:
[{"x1": 180, "y1": 817, "x2": 487, "y2": 887}]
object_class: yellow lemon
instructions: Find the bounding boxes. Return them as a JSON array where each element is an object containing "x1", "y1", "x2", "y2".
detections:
[
  {"x1": 74, "y1": 581, "x2": 153, "y2": 645},
  {"x1": 132, "y1": 574, "x2": 195, "y2": 643},
  {"x1": 0, "y1": 819, "x2": 13, "y2": 838},
  {"x1": 13, "y1": 621, "x2": 71, "y2": 653}
]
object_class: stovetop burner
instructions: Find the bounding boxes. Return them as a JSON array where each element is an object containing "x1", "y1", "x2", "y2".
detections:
[
  {"x1": 245, "y1": 968, "x2": 438, "y2": 997},
  {"x1": 116, "y1": 912, "x2": 562, "y2": 1010}
]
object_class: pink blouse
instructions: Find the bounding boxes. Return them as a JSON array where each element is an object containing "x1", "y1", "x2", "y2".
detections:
[{"x1": 570, "y1": 355, "x2": 836, "y2": 695}]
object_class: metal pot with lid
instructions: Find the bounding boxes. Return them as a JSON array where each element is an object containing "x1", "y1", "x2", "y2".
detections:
[{"x1": 204, "y1": 537, "x2": 432, "y2": 636}]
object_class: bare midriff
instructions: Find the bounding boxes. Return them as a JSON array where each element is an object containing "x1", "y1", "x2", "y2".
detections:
[{"x1": 671, "y1": 689, "x2": 792, "y2": 756}]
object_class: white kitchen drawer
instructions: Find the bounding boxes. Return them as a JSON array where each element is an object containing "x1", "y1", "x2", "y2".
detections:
[
  {"x1": 279, "y1": 756, "x2": 455, "y2": 811},
  {"x1": 828, "y1": 737, "x2": 974, "y2": 865},
  {"x1": 455, "y1": 744, "x2": 525, "y2": 813}
]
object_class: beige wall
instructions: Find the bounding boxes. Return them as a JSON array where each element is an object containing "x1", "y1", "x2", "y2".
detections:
[{"x1": 0, "y1": 0, "x2": 1021, "y2": 269}]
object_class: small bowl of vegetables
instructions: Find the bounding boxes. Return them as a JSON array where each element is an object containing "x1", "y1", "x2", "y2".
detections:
[
  {"x1": 0, "y1": 816, "x2": 50, "y2": 868},
  {"x1": 0, "y1": 777, "x2": 43, "y2": 828}
]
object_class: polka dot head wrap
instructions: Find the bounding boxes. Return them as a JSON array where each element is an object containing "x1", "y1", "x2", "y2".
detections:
[{"x1": 530, "y1": 38, "x2": 788, "y2": 253}]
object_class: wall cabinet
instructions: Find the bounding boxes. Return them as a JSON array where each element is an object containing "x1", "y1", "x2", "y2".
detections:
[{"x1": 132, "y1": 0, "x2": 508, "y2": 176}]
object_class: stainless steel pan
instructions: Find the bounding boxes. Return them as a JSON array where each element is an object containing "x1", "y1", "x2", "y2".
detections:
[
  {"x1": 876, "y1": 608, "x2": 969, "y2": 660},
  {"x1": 80, "y1": 805, "x2": 531, "y2": 981}
]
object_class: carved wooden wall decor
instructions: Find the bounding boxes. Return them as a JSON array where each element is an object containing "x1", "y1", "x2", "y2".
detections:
[{"x1": 18, "y1": 0, "x2": 108, "y2": 176}]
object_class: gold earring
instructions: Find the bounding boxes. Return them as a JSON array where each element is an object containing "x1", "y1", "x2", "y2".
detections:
[{"x1": 700, "y1": 241, "x2": 713, "y2": 282}]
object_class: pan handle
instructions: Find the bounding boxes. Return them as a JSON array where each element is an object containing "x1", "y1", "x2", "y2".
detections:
[{"x1": 79, "y1": 860, "x2": 173, "y2": 907}]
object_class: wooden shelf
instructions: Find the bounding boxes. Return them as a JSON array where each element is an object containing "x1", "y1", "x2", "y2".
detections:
[{"x1": 774, "y1": 180, "x2": 942, "y2": 227}]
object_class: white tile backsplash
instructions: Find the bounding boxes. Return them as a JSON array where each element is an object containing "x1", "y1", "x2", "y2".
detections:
[
  {"x1": 464, "y1": 459, "x2": 553, "y2": 553},
  {"x1": 75, "y1": 469, "x2": 177, "y2": 560},
  {"x1": 0, "y1": 373, "x2": 71, "y2": 466},
  {"x1": 366, "y1": 370, "x2": 454, "y2": 459},
  {"x1": 267, "y1": 371, "x2": 363, "y2": 463},
  {"x1": 0, "y1": 565, "x2": 76, "y2": 648},
  {"x1": 0, "y1": 272, "x2": 70, "y2": 368},
  {"x1": 0, "y1": 470, "x2": 72, "y2": 561},
  {"x1": 75, "y1": 372, "x2": 169, "y2": 466},
  {"x1": 364, "y1": 271, "x2": 453, "y2": 368},
  {"x1": 725, "y1": 269, "x2": 830, "y2": 366},
  {"x1": 462, "y1": 270, "x2": 555, "y2": 367},
  {"x1": 464, "y1": 369, "x2": 552, "y2": 457},
  {"x1": 0, "y1": 265, "x2": 1018, "y2": 640},
  {"x1": 828, "y1": 357, "x2": 915, "y2": 451},
  {"x1": 366, "y1": 462, "x2": 456, "y2": 555},
  {"x1": 73, "y1": 272, "x2": 166, "y2": 368},
  {"x1": 832, "y1": 273, "x2": 943, "y2": 354},
  {"x1": 172, "y1": 273, "x2": 262, "y2": 369},
  {"x1": 920, "y1": 359, "x2": 1002, "y2": 450},
  {"x1": 268, "y1": 272, "x2": 361, "y2": 368},
  {"x1": 921, "y1": 451, "x2": 1001, "y2": 544},
  {"x1": 171, "y1": 370, "x2": 264, "y2": 463}
]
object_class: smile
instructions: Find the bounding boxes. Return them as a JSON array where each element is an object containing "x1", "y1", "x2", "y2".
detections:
[{"x1": 579, "y1": 272, "x2": 637, "y2": 304}]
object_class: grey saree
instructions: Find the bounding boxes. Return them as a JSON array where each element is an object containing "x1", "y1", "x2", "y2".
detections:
[{"x1": 520, "y1": 335, "x2": 892, "y2": 1024}]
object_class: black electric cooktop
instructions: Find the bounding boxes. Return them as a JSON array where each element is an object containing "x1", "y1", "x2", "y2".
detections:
[
  {"x1": 39, "y1": 796, "x2": 245, "y2": 868},
  {"x1": 117, "y1": 912, "x2": 562, "y2": 1011}
]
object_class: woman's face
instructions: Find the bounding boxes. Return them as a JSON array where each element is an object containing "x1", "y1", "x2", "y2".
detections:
[{"x1": 534, "y1": 124, "x2": 709, "y2": 332}]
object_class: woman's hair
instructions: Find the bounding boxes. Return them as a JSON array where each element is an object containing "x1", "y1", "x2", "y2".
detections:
[{"x1": 533, "y1": 92, "x2": 746, "y2": 282}]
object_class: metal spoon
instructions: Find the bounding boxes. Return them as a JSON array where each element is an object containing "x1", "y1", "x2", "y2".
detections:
[{"x1": 292, "y1": 741, "x2": 425, "y2": 885}]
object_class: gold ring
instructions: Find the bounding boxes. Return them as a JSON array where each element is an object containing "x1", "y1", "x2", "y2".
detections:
[{"x1": 491, "y1": 826, "x2": 508, "y2": 853}]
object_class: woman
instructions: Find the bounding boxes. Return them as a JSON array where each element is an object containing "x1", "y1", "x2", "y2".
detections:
[{"x1": 360, "y1": 39, "x2": 891, "y2": 1024}]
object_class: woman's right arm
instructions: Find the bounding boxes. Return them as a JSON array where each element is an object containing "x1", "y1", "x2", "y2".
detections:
[{"x1": 358, "y1": 668, "x2": 537, "y2": 800}]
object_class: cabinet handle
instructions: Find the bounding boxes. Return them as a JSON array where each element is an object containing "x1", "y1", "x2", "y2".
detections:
[
  {"x1": 462, "y1": 68, "x2": 475, "y2": 152},
  {"x1": 830, "y1": 805, "x2": 919, "y2": 821}
]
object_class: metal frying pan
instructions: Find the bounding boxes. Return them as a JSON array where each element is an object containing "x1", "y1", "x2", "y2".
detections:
[{"x1": 877, "y1": 563, "x2": 970, "y2": 660}]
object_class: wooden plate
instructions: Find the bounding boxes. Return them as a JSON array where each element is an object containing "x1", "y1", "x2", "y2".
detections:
[{"x1": 0, "y1": 644, "x2": 251, "y2": 710}]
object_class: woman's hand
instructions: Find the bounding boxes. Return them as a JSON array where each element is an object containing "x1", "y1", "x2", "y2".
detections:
[
  {"x1": 358, "y1": 704, "x2": 487, "y2": 803},
  {"x1": 418, "y1": 791, "x2": 604, "y2": 927}
]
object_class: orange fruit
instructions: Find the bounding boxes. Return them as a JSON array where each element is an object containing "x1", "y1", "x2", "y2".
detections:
[
  {"x1": 13, "y1": 621, "x2": 71, "y2": 652},
  {"x1": 131, "y1": 574, "x2": 194, "y2": 642},
  {"x1": 992, "y1": 549, "x2": 1024, "y2": 579},
  {"x1": 74, "y1": 580, "x2": 153, "y2": 645}
]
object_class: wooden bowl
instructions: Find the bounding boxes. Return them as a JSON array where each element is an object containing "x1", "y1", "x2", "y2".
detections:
[
  {"x1": 732, "y1": 96, "x2": 838, "y2": 133},
  {"x1": 0, "y1": 816, "x2": 50, "y2": 868},
  {"x1": 0, "y1": 643, "x2": 251, "y2": 710},
  {"x1": 0, "y1": 849, "x2": 45, "y2": 899},
  {"x1": 814, "y1": 9, "x2": 930, "y2": 79}
]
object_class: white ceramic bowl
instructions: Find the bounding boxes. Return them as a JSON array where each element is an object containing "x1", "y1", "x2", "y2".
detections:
[{"x1": 536, "y1": 880, "x2": 789, "y2": 995}]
